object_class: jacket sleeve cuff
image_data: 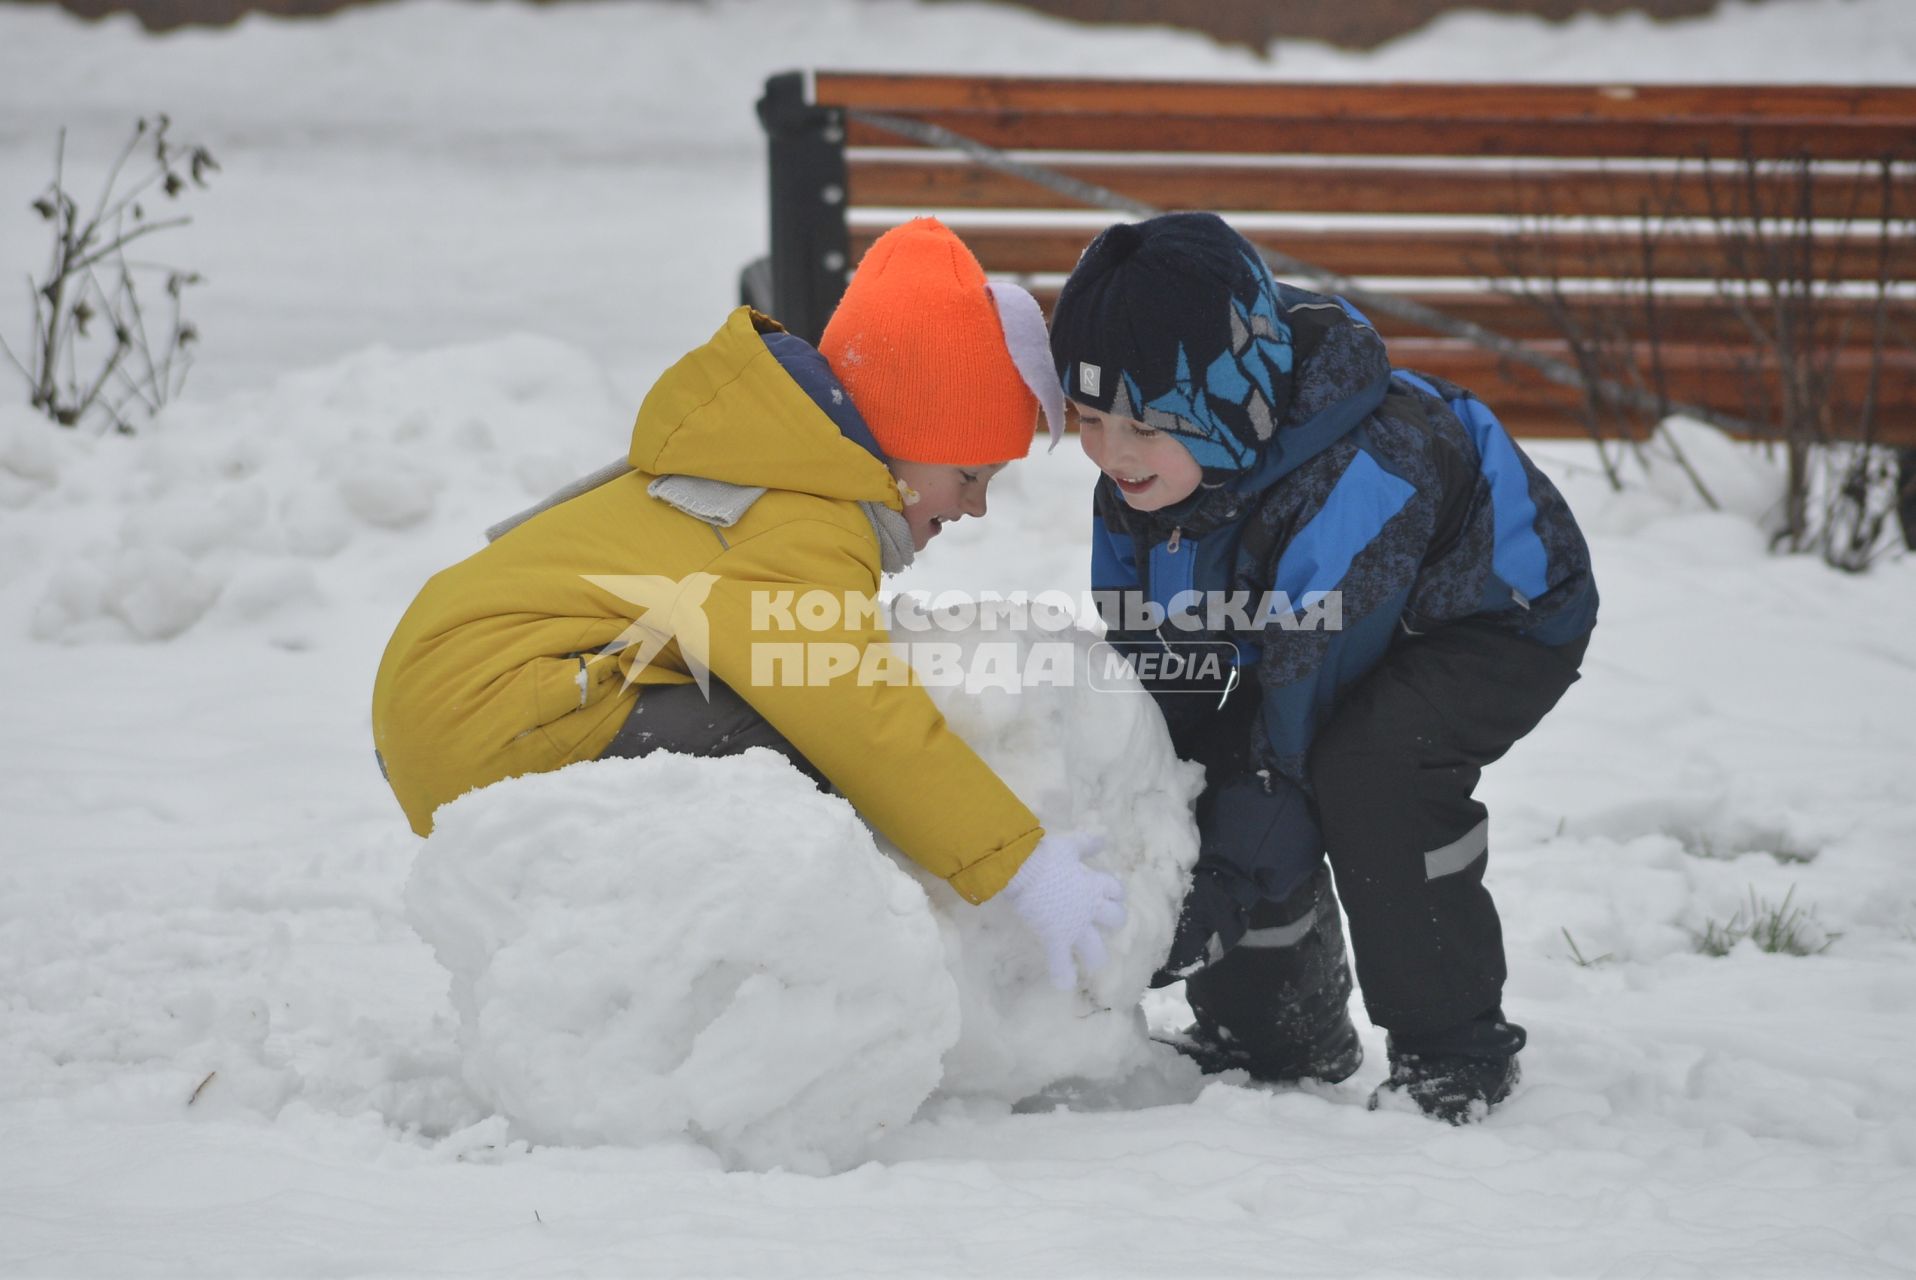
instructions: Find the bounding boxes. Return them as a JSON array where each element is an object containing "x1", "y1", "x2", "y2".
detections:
[
  {"x1": 945, "y1": 828, "x2": 1044, "y2": 905},
  {"x1": 1199, "y1": 771, "x2": 1322, "y2": 904}
]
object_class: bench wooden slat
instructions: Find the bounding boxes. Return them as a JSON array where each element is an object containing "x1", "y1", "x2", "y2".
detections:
[
  {"x1": 847, "y1": 156, "x2": 1916, "y2": 222},
  {"x1": 853, "y1": 222, "x2": 1916, "y2": 283},
  {"x1": 816, "y1": 74, "x2": 1916, "y2": 125},
  {"x1": 1385, "y1": 338, "x2": 1916, "y2": 444},
  {"x1": 1372, "y1": 294, "x2": 1916, "y2": 349},
  {"x1": 1316, "y1": 408, "x2": 1915, "y2": 445},
  {"x1": 1381, "y1": 337, "x2": 1916, "y2": 381},
  {"x1": 1022, "y1": 286, "x2": 1915, "y2": 347},
  {"x1": 1433, "y1": 411, "x2": 1916, "y2": 445},
  {"x1": 844, "y1": 111, "x2": 1916, "y2": 162}
]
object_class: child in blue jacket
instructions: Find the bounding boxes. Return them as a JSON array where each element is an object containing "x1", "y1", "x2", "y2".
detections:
[{"x1": 1050, "y1": 213, "x2": 1597, "y2": 1122}]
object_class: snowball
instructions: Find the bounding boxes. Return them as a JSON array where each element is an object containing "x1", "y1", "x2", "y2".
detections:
[
  {"x1": 406, "y1": 604, "x2": 1205, "y2": 1167},
  {"x1": 337, "y1": 451, "x2": 440, "y2": 529},
  {"x1": 109, "y1": 546, "x2": 226, "y2": 640},
  {"x1": 887, "y1": 600, "x2": 1205, "y2": 1101},
  {"x1": 120, "y1": 483, "x2": 270, "y2": 558},
  {"x1": 405, "y1": 749, "x2": 959, "y2": 1174},
  {"x1": 31, "y1": 560, "x2": 113, "y2": 642},
  {"x1": 33, "y1": 545, "x2": 223, "y2": 642},
  {"x1": 0, "y1": 528, "x2": 35, "y2": 590},
  {"x1": 277, "y1": 488, "x2": 355, "y2": 558}
]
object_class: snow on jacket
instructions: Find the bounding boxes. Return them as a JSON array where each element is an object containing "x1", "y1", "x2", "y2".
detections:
[
  {"x1": 1092, "y1": 284, "x2": 1599, "y2": 788},
  {"x1": 371, "y1": 307, "x2": 1044, "y2": 903}
]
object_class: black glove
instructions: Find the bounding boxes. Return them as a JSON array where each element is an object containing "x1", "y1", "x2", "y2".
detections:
[
  {"x1": 1149, "y1": 863, "x2": 1252, "y2": 988},
  {"x1": 1150, "y1": 769, "x2": 1324, "y2": 989}
]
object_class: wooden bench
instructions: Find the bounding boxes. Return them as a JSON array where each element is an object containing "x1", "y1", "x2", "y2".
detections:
[{"x1": 748, "y1": 72, "x2": 1916, "y2": 448}]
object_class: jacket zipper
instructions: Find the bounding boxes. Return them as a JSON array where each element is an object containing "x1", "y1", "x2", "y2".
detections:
[
  {"x1": 1154, "y1": 527, "x2": 1184, "y2": 651},
  {"x1": 1156, "y1": 525, "x2": 1238, "y2": 708}
]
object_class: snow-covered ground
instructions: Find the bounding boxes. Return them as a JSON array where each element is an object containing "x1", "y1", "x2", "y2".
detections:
[{"x1": 3, "y1": 0, "x2": 1916, "y2": 1274}]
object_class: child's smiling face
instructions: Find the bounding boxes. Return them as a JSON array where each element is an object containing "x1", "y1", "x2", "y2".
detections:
[
  {"x1": 887, "y1": 459, "x2": 1010, "y2": 551},
  {"x1": 1073, "y1": 401, "x2": 1203, "y2": 512}
]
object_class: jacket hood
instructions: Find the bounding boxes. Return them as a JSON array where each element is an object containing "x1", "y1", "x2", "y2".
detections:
[
  {"x1": 1228, "y1": 289, "x2": 1392, "y2": 491},
  {"x1": 628, "y1": 307, "x2": 901, "y2": 509}
]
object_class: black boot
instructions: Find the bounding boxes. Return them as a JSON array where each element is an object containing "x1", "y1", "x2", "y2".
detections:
[
  {"x1": 1173, "y1": 864, "x2": 1363, "y2": 1085},
  {"x1": 1367, "y1": 1008, "x2": 1527, "y2": 1124}
]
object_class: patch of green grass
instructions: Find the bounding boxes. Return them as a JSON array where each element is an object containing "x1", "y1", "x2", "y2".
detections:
[
  {"x1": 1691, "y1": 886, "x2": 1838, "y2": 957},
  {"x1": 1561, "y1": 927, "x2": 1613, "y2": 967}
]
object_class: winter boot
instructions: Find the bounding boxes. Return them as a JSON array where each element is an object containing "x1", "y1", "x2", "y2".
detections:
[
  {"x1": 1367, "y1": 1008, "x2": 1527, "y2": 1124},
  {"x1": 1175, "y1": 864, "x2": 1363, "y2": 1084}
]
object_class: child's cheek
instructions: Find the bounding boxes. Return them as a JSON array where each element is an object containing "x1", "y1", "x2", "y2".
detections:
[
  {"x1": 1157, "y1": 442, "x2": 1205, "y2": 504},
  {"x1": 1077, "y1": 425, "x2": 1102, "y2": 464}
]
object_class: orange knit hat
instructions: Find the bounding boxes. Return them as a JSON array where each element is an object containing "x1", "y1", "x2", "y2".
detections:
[{"x1": 818, "y1": 217, "x2": 1063, "y2": 466}]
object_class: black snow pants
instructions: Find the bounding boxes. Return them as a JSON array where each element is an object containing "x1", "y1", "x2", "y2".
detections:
[
  {"x1": 1307, "y1": 619, "x2": 1588, "y2": 1038},
  {"x1": 599, "y1": 678, "x2": 827, "y2": 789},
  {"x1": 1191, "y1": 619, "x2": 1587, "y2": 1047}
]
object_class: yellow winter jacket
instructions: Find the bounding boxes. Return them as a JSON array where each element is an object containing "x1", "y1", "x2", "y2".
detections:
[{"x1": 370, "y1": 307, "x2": 1042, "y2": 903}]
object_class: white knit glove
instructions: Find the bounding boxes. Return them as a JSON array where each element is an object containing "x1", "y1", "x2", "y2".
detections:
[{"x1": 1002, "y1": 832, "x2": 1128, "y2": 990}]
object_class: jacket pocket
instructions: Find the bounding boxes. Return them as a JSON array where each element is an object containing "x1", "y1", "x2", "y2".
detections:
[{"x1": 518, "y1": 653, "x2": 618, "y2": 730}]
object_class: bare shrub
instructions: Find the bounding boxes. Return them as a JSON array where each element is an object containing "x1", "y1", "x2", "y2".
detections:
[{"x1": 0, "y1": 116, "x2": 218, "y2": 434}]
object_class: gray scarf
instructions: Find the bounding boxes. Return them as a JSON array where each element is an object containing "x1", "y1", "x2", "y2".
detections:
[{"x1": 488, "y1": 461, "x2": 915, "y2": 575}]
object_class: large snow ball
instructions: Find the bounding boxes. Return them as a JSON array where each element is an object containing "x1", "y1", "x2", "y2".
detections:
[
  {"x1": 884, "y1": 596, "x2": 1206, "y2": 1102},
  {"x1": 404, "y1": 749, "x2": 959, "y2": 1174}
]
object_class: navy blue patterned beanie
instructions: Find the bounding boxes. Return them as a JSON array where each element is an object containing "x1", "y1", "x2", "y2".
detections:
[{"x1": 1049, "y1": 212, "x2": 1294, "y2": 474}]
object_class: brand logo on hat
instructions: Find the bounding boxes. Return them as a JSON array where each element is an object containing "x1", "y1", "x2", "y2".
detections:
[{"x1": 1079, "y1": 362, "x2": 1102, "y2": 396}]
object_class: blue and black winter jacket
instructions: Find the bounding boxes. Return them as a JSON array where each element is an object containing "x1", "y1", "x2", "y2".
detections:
[{"x1": 1093, "y1": 285, "x2": 1597, "y2": 901}]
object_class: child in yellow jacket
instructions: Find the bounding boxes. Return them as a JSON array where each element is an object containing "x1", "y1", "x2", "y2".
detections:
[{"x1": 372, "y1": 219, "x2": 1125, "y2": 988}]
